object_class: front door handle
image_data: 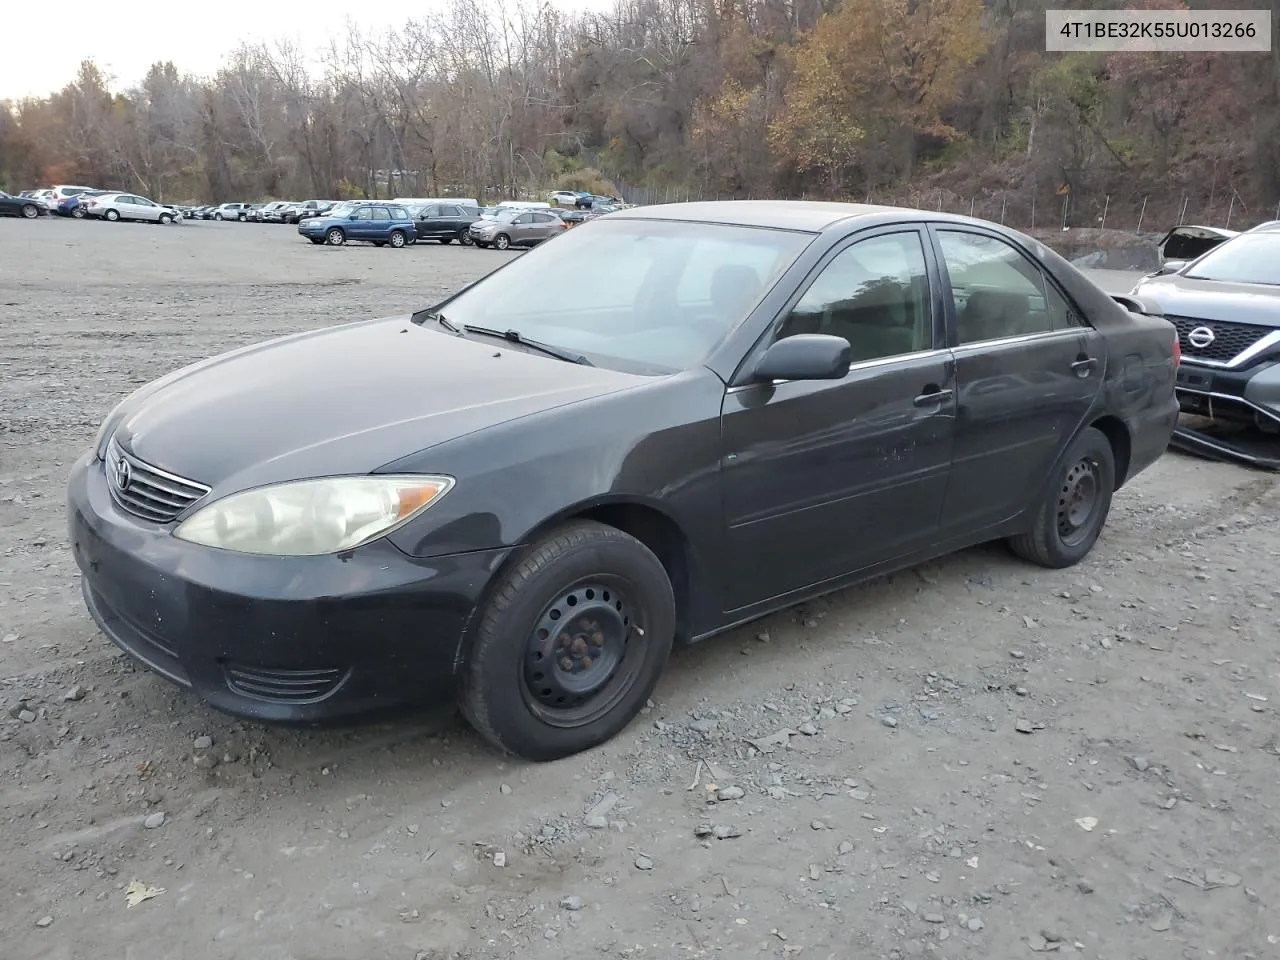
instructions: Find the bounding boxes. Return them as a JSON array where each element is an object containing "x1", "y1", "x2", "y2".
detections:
[
  {"x1": 1072, "y1": 357, "x2": 1098, "y2": 377},
  {"x1": 913, "y1": 388, "x2": 954, "y2": 407}
]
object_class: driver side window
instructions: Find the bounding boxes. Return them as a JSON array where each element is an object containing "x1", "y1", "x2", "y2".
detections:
[
  {"x1": 351, "y1": 207, "x2": 373, "y2": 221},
  {"x1": 775, "y1": 232, "x2": 933, "y2": 363}
]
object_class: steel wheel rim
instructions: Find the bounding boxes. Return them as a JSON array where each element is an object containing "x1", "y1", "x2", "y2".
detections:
[
  {"x1": 1057, "y1": 457, "x2": 1101, "y2": 546},
  {"x1": 326, "y1": 229, "x2": 343, "y2": 245},
  {"x1": 390, "y1": 232, "x2": 405, "y2": 247},
  {"x1": 521, "y1": 576, "x2": 647, "y2": 728}
]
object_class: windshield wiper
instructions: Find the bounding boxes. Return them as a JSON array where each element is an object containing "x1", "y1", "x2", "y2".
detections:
[
  {"x1": 411, "y1": 310, "x2": 459, "y2": 332},
  {"x1": 461, "y1": 325, "x2": 593, "y2": 366}
]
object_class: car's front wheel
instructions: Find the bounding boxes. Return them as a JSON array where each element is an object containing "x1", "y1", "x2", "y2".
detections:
[
  {"x1": 71, "y1": 206, "x2": 85, "y2": 219},
  {"x1": 325, "y1": 228, "x2": 345, "y2": 246},
  {"x1": 1008, "y1": 425, "x2": 1116, "y2": 568},
  {"x1": 214, "y1": 212, "x2": 223, "y2": 220},
  {"x1": 159, "y1": 213, "x2": 173, "y2": 225},
  {"x1": 459, "y1": 520, "x2": 676, "y2": 761},
  {"x1": 493, "y1": 233, "x2": 511, "y2": 251}
]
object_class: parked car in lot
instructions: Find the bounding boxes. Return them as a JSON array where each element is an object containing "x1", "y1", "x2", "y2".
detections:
[
  {"x1": 410, "y1": 202, "x2": 481, "y2": 244},
  {"x1": 212, "y1": 203, "x2": 251, "y2": 221},
  {"x1": 254, "y1": 201, "x2": 292, "y2": 223},
  {"x1": 70, "y1": 200, "x2": 1179, "y2": 761},
  {"x1": 288, "y1": 200, "x2": 336, "y2": 224},
  {"x1": 297, "y1": 202, "x2": 417, "y2": 247},
  {"x1": 469, "y1": 208, "x2": 566, "y2": 249},
  {"x1": 81, "y1": 192, "x2": 181, "y2": 223},
  {"x1": 0, "y1": 190, "x2": 48, "y2": 218},
  {"x1": 1131, "y1": 222, "x2": 1280, "y2": 469},
  {"x1": 47, "y1": 184, "x2": 98, "y2": 211}
]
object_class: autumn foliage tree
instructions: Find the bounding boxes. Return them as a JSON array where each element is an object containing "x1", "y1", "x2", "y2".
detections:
[{"x1": 769, "y1": 0, "x2": 988, "y2": 192}]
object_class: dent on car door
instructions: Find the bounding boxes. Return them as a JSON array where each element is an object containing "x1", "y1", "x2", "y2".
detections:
[
  {"x1": 930, "y1": 227, "x2": 1104, "y2": 535},
  {"x1": 720, "y1": 227, "x2": 956, "y2": 613}
]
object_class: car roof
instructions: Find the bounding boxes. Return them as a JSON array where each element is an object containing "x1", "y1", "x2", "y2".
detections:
[{"x1": 607, "y1": 199, "x2": 904, "y2": 232}]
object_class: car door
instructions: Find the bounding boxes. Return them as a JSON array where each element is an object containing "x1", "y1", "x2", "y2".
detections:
[
  {"x1": 531, "y1": 211, "x2": 562, "y2": 242},
  {"x1": 370, "y1": 205, "x2": 393, "y2": 239},
  {"x1": 416, "y1": 204, "x2": 442, "y2": 238},
  {"x1": 720, "y1": 226, "x2": 956, "y2": 611},
  {"x1": 437, "y1": 204, "x2": 467, "y2": 235},
  {"x1": 347, "y1": 206, "x2": 374, "y2": 240},
  {"x1": 508, "y1": 212, "x2": 535, "y2": 244},
  {"x1": 928, "y1": 225, "x2": 1105, "y2": 536},
  {"x1": 134, "y1": 197, "x2": 162, "y2": 221}
]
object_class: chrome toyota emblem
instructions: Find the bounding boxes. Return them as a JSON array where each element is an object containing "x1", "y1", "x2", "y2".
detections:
[
  {"x1": 113, "y1": 456, "x2": 131, "y2": 492},
  {"x1": 1187, "y1": 326, "x2": 1216, "y2": 349}
]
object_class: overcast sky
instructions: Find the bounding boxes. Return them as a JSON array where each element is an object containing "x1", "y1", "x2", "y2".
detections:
[{"x1": 1, "y1": 0, "x2": 616, "y2": 100}]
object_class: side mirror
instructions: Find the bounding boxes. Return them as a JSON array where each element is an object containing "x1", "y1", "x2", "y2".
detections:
[
  {"x1": 752, "y1": 334, "x2": 851, "y2": 382},
  {"x1": 1158, "y1": 260, "x2": 1187, "y2": 275}
]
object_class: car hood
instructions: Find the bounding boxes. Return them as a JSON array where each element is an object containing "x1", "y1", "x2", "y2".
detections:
[
  {"x1": 112, "y1": 317, "x2": 645, "y2": 492},
  {"x1": 1132, "y1": 275, "x2": 1280, "y2": 327}
]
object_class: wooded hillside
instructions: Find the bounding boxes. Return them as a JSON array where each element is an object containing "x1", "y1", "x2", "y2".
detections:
[{"x1": 2, "y1": 0, "x2": 1277, "y2": 229}]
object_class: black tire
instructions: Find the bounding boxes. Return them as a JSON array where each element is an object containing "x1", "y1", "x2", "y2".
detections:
[
  {"x1": 159, "y1": 213, "x2": 173, "y2": 225},
  {"x1": 459, "y1": 520, "x2": 676, "y2": 761},
  {"x1": 309, "y1": 238, "x2": 324, "y2": 245},
  {"x1": 104, "y1": 209, "x2": 120, "y2": 222},
  {"x1": 438, "y1": 237, "x2": 452, "y2": 244},
  {"x1": 325, "y1": 227, "x2": 345, "y2": 246},
  {"x1": 389, "y1": 230, "x2": 407, "y2": 248},
  {"x1": 494, "y1": 233, "x2": 511, "y2": 251},
  {"x1": 238, "y1": 213, "x2": 247, "y2": 222},
  {"x1": 214, "y1": 212, "x2": 223, "y2": 220},
  {"x1": 1008, "y1": 426, "x2": 1116, "y2": 569},
  {"x1": 71, "y1": 206, "x2": 85, "y2": 219},
  {"x1": 459, "y1": 232, "x2": 473, "y2": 245},
  {"x1": 21, "y1": 203, "x2": 39, "y2": 219}
]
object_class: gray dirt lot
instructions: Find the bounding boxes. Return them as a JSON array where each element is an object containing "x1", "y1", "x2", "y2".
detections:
[{"x1": 2, "y1": 217, "x2": 1278, "y2": 960}]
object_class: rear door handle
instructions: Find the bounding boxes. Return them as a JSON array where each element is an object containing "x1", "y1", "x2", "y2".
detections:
[
  {"x1": 1072, "y1": 357, "x2": 1098, "y2": 377},
  {"x1": 913, "y1": 388, "x2": 954, "y2": 407}
]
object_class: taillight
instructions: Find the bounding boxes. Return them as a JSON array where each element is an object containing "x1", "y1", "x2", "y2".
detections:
[{"x1": 1173, "y1": 334, "x2": 1181, "y2": 368}]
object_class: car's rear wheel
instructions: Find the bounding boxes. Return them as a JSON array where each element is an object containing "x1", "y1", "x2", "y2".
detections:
[
  {"x1": 71, "y1": 206, "x2": 85, "y2": 219},
  {"x1": 494, "y1": 233, "x2": 511, "y2": 251},
  {"x1": 1008, "y1": 426, "x2": 1116, "y2": 569},
  {"x1": 104, "y1": 209, "x2": 120, "y2": 222},
  {"x1": 459, "y1": 520, "x2": 675, "y2": 761},
  {"x1": 388, "y1": 230, "x2": 407, "y2": 248},
  {"x1": 214, "y1": 212, "x2": 223, "y2": 220},
  {"x1": 21, "y1": 203, "x2": 39, "y2": 219},
  {"x1": 459, "y1": 233, "x2": 473, "y2": 245},
  {"x1": 325, "y1": 228, "x2": 345, "y2": 246}
]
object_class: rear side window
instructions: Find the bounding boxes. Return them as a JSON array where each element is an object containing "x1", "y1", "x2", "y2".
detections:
[
  {"x1": 388, "y1": 206, "x2": 409, "y2": 220},
  {"x1": 440, "y1": 205, "x2": 461, "y2": 216}
]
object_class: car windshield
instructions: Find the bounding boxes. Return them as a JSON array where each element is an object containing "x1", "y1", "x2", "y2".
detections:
[
  {"x1": 1184, "y1": 233, "x2": 1280, "y2": 285},
  {"x1": 433, "y1": 218, "x2": 813, "y2": 374}
]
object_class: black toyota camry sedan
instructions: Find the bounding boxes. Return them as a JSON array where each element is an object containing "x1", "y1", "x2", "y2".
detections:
[{"x1": 68, "y1": 201, "x2": 1180, "y2": 761}]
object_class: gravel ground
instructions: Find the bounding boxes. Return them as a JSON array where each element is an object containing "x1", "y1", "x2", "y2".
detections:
[{"x1": 2, "y1": 217, "x2": 1277, "y2": 960}]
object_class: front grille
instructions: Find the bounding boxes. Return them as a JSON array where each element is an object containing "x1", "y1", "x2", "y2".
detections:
[
  {"x1": 105, "y1": 438, "x2": 210, "y2": 523},
  {"x1": 223, "y1": 663, "x2": 348, "y2": 703},
  {"x1": 1168, "y1": 316, "x2": 1275, "y2": 365}
]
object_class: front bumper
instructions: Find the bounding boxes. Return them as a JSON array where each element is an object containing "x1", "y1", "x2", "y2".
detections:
[
  {"x1": 1172, "y1": 359, "x2": 1280, "y2": 470},
  {"x1": 67, "y1": 452, "x2": 512, "y2": 723}
]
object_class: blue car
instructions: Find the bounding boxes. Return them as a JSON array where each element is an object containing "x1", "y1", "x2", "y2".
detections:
[{"x1": 298, "y1": 201, "x2": 418, "y2": 248}]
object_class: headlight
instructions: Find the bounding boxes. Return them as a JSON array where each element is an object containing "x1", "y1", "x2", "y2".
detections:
[{"x1": 173, "y1": 475, "x2": 454, "y2": 556}]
